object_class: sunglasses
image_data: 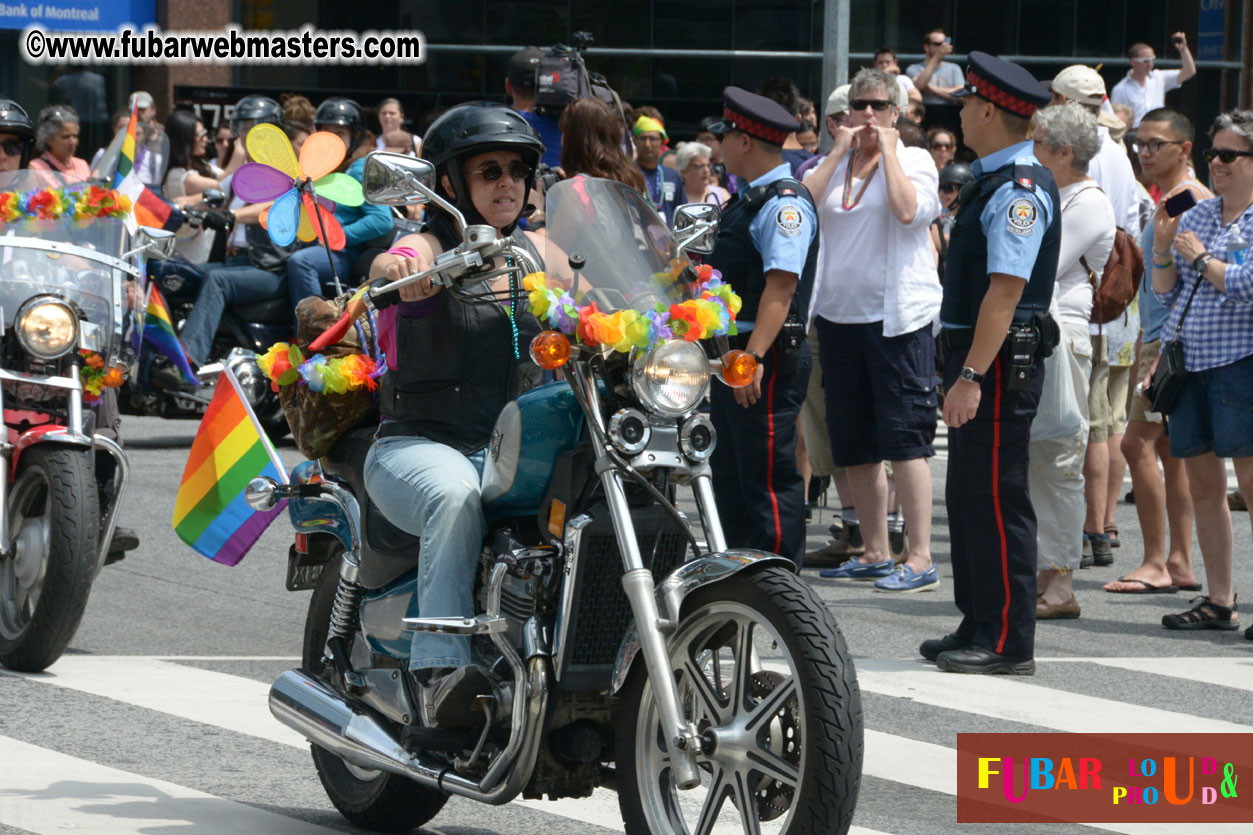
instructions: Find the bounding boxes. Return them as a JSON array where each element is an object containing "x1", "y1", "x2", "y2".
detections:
[
  {"x1": 851, "y1": 99, "x2": 894, "y2": 112},
  {"x1": 1205, "y1": 148, "x2": 1253, "y2": 165},
  {"x1": 927, "y1": 40, "x2": 946, "y2": 46},
  {"x1": 938, "y1": 183, "x2": 960, "y2": 193},
  {"x1": 0, "y1": 139, "x2": 22, "y2": 156},
  {"x1": 1132, "y1": 56, "x2": 1156, "y2": 63},
  {"x1": 469, "y1": 161, "x2": 534, "y2": 182},
  {"x1": 931, "y1": 141, "x2": 955, "y2": 150},
  {"x1": 1132, "y1": 139, "x2": 1183, "y2": 155}
]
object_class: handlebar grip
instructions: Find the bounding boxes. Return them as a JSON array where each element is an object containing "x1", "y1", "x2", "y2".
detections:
[{"x1": 367, "y1": 277, "x2": 400, "y2": 311}]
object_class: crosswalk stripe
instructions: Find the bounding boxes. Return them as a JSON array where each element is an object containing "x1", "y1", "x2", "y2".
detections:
[
  {"x1": 0, "y1": 734, "x2": 340, "y2": 834},
  {"x1": 854, "y1": 657, "x2": 1252, "y2": 734},
  {"x1": 1038, "y1": 656, "x2": 1253, "y2": 693}
]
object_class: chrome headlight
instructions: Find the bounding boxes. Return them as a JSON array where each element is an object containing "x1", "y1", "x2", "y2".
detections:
[
  {"x1": 16, "y1": 297, "x2": 78, "y2": 360},
  {"x1": 631, "y1": 340, "x2": 710, "y2": 418}
]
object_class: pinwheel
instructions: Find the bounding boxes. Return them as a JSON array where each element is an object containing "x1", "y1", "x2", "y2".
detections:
[{"x1": 230, "y1": 123, "x2": 364, "y2": 250}]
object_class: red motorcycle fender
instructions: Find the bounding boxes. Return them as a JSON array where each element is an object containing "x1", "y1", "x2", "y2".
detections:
[{"x1": 7, "y1": 424, "x2": 93, "y2": 481}]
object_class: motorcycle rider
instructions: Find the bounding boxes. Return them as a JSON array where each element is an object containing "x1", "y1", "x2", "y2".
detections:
[
  {"x1": 365, "y1": 102, "x2": 545, "y2": 728},
  {"x1": 283, "y1": 97, "x2": 391, "y2": 316},
  {"x1": 0, "y1": 99, "x2": 35, "y2": 172}
]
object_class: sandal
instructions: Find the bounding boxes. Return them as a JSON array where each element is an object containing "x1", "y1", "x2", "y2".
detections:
[
  {"x1": 1104, "y1": 524, "x2": 1120, "y2": 548},
  {"x1": 1162, "y1": 595, "x2": 1239, "y2": 631}
]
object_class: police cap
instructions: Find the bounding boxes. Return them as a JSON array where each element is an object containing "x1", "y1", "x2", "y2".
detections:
[
  {"x1": 953, "y1": 51, "x2": 1051, "y2": 119},
  {"x1": 707, "y1": 86, "x2": 799, "y2": 146}
]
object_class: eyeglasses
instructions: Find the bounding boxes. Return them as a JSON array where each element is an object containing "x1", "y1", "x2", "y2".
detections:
[
  {"x1": 850, "y1": 99, "x2": 894, "y2": 112},
  {"x1": 195, "y1": 130, "x2": 208, "y2": 139},
  {"x1": 634, "y1": 134, "x2": 663, "y2": 144},
  {"x1": 1132, "y1": 56, "x2": 1156, "y2": 64},
  {"x1": 931, "y1": 141, "x2": 955, "y2": 150},
  {"x1": 938, "y1": 183, "x2": 960, "y2": 193},
  {"x1": 927, "y1": 39, "x2": 946, "y2": 46},
  {"x1": 0, "y1": 139, "x2": 22, "y2": 156},
  {"x1": 1133, "y1": 139, "x2": 1183, "y2": 155},
  {"x1": 1205, "y1": 148, "x2": 1253, "y2": 165},
  {"x1": 469, "y1": 161, "x2": 534, "y2": 182}
]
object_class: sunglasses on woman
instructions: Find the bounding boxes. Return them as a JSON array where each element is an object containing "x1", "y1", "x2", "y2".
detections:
[
  {"x1": 938, "y1": 183, "x2": 960, "y2": 194},
  {"x1": 469, "y1": 161, "x2": 534, "y2": 182},
  {"x1": 1204, "y1": 148, "x2": 1253, "y2": 165},
  {"x1": 0, "y1": 139, "x2": 22, "y2": 156},
  {"x1": 850, "y1": 99, "x2": 893, "y2": 112},
  {"x1": 931, "y1": 141, "x2": 955, "y2": 150}
]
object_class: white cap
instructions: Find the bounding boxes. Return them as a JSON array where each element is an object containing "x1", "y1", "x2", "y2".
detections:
[
  {"x1": 825, "y1": 84, "x2": 850, "y2": 116},
  {"x1": 130, "y1": 90, "x2": 154, "y2": 109},
  {"x1": 1050, "y1": 65, "x2": 1106, "y2": 106}
]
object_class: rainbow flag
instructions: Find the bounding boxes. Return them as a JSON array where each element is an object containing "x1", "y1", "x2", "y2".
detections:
[
  {"x1": 143, "y1": 283, "x2": 198, "y2": 385},
  {"x1": 112, "y1": 100, "x2": 138, "y2": 189},
  {"x1": 173, "y1": 368, "x2": 288, "y2": 566},
  {"x1": 114, "y1": 99, "x2": 177, "y2": 231}
]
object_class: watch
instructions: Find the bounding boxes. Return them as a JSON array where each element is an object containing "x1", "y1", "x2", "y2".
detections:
[
  {"x1": 960, "y1": 366, "x2": 984, "y2": 384},
  {"x1": 1192, "y1": 252, "x2": 1215, "y2": 274}
]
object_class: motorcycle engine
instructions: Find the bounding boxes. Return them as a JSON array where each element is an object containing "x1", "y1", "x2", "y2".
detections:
[{"x1": 476, "y1": 541, "x2": 560, "y2": 651}]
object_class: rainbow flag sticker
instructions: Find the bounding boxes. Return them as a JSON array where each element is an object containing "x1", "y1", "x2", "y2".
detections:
[{"x1": 173, "y1": 367, "x2": 288, "y2": 566}]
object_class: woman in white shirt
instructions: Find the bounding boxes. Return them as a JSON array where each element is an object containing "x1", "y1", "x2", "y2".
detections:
[
  {"x1": 675, "y1": 141, "x2": 730, "y2": 206},
  {"x1": 803, "y1": 68, "x2": 942, "y2": 593},
  {"x1": 1029, "y1": 102, "x2": 1116, "y2": 619}
]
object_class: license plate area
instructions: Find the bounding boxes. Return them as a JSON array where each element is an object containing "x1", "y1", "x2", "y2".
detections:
[{"x1": 286, "y1": 544, "x2": 328, "y2": 591}]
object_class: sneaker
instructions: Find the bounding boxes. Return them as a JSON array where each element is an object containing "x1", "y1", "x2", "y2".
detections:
[
  {"x1": 1245, "y1": 623, "x2": 1252, "y2": 641},
  {"x1": 1087, "y1": 532, "x2": 1113, "y2": 567},
  {"x1": 889, "y1": 521, "x2": 908, "y2": 565},
  {"x1": 416, "y1": 665, "x2": 495, "y2": 728},
  {"x1": 874, "y1": 563, "x2": 939, "y2": 593},
  {"x1": 819, "y1": 557, "x2": 894, "y2": 580},
  {"x1": 1080, "y1": 536, "x2": 1095, "y2": 569}
]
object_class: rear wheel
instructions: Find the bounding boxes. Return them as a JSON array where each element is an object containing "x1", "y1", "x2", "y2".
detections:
[
  {"x1": 303, "y1": 551, "x2": 448, "y2": 832},
  {"x1": 0, "y1": 446, "x2": 99, "y2": 672},
  {"x1": 615, "y1": 566, "x2": 863, "y2": 835}
]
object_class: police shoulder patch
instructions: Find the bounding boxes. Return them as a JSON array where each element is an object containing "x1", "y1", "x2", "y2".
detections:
[
  {"x1": 776, "y1": 203, "x2": 803, "y2": 236},
  {"x1": 1007, "y1": 198, "x2": 1037, "y2": 236}
]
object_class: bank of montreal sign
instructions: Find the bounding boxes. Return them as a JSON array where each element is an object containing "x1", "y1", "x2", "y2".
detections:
[{"x1": 0, "y1": 0, "x2": 155, "y2": 31}]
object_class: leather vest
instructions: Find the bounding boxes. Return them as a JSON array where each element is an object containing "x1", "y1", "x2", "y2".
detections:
[
  {"x1": 378, "y1": 230, "x2": 543, "y2": 454},
  {"x1": 940, "y1": 160, "x2": 1061, "y2": 327},
  {"x1": 704, "y1": 177, "x2": 819, "y2": 323}
]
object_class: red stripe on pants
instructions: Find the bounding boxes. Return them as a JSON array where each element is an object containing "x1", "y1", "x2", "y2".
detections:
[
  {"x1": 991, "y1": 356, "x2": 1011, "y2": 654},
  {"x1": 765, "y1": 360, "x2": 783, "y2": 553}
]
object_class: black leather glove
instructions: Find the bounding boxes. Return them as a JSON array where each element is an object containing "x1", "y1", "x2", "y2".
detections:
[{"x1": 202, "y1": 209, "x2": 234, "y2": 231}]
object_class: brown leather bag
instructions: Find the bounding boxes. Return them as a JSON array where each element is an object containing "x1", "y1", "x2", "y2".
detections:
[{"x1": 1082, "y1": 227, "x2": 1144, "y2": 325}]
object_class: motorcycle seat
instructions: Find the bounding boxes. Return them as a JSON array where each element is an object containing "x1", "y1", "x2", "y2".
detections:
[
  {"x1": 322, "y1": 425, "x2": 423, "y2": 589},
  {"x1": 230, "y1": 293, "x2": 291, "y2": 326}
]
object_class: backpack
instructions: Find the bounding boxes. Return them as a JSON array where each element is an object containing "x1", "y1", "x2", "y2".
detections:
[
  {"x1": 1064, "y1": 185, "x2": 1144, "y2": 325},
  {"x1": 535, "y1": 44, "x2": 592, "y2": 112}
]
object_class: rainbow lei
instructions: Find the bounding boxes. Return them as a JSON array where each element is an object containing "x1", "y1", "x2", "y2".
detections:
[
  {"x1": 523, "y1": 264, "x2": 740, "y2": 354},
  {"x1": 0, "y1": 185, "x2": 132, "y2": 225},
  {"x1": 258, "y1": 342, "x2": 382, "y2": 394},
  {"x1": 79, "y1": 350, "x2": 125, "y2": 404}
]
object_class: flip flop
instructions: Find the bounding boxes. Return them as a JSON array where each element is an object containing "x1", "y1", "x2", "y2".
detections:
[
  {"x1": 1104, "y1": 576, "x2": 1178, "y2": 594},
  {"x1": 1175, "y1": 582, "x2": 1203, "y2": 592}
]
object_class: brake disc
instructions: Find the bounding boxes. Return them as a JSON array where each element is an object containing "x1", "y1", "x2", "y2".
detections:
[{"x1": 751, "y1": 670, "x2": 799, "y2": 822}]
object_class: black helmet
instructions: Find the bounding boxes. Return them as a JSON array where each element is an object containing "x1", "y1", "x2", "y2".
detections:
[
  {"x1": 0, "y1": 99, "x2": 35, "y2": 166},
  {"x1": 939, "y1": 161, "x2": 975, "y2": 187},
  {"x1": 231, "y1": 95, "x2": 283, "y2": 135},
  {"x1": 420, "y1": 102, "x2": 544, "y2": 232},
  {"x1": 314, "y1": 97, "x2": 366, "y2": 154}
]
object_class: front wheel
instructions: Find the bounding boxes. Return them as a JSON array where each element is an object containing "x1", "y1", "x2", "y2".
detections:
[
  {"x1": 303, "y1": 551, "x2": 448, "y2": 832},
  {"x1": 0, "y1": 446, "x2": 100, "y2": 672},
  {"x1": 615, "y1": 566, "x2": 863, "y2": 835}
]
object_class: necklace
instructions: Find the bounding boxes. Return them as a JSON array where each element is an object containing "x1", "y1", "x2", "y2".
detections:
[
  {"x1": 644, "y1": 166, "x2": 663, "y2": 209},
  {"x1": 841, "y1": 148, "x2": 878, "y2": 210}
]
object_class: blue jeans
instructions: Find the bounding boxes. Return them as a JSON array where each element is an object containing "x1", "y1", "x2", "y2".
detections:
[
  {"x1": 285, "y1": 246, "x2": 355, "y2": 315},
  {"x1": 363, "y1": 435, "x2": 486, "y2": 672},
  {"x1": 180, "y1": 255, "x2": 286, "y2": 365}
]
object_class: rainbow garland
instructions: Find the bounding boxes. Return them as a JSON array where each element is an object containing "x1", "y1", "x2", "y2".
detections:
[
  {"x1": 0, "y1": 185, "x2": 132, "y2": 225},
  {"x1": 523, "y1": 263, "x2": 741, "y2": 354},
  {"x1": 258, "y1": 342, "x2": 383, "y2": 394},
  {"x1": 79, "y1": 350, "x2": 125, "y2": 404}
]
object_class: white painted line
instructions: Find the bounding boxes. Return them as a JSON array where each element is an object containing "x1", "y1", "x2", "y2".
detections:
[
  {"x1": 0, "y1": 734, "x2": 339, "y2": 834},
  {"x1": 853, "y1": 658, "x2": 1253, "y2": 734},
  {"x1": 1037, "y1": 657, "x2": 1253, "y2": 693}
]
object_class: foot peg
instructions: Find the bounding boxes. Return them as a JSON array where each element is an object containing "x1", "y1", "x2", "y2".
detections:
[{"x1": 403, "y1": 615, "x2": 507, "y2": 636}]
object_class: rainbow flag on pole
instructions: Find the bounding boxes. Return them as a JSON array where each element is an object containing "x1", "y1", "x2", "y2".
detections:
[
  {"x1": 114, "y1": 98, "x2": 177, "y2": 232},
  {"x1": 173, "y1": 367, "x2": 288, "y2": 566},
  {"x1": 143, "y1": 283, "x2": 198, "y2": 385}
]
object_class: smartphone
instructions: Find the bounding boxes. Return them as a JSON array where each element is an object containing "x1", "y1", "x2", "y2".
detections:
[
  {"x1": 945, "y1": 36, "x2": 952, "y2": 44},
  {"x1": 1172, "y1": 35, "x2": 1184, "y2": 46},
  {"x1": 1164, "y1": 190, "x2": 1197, "y2": 218}
]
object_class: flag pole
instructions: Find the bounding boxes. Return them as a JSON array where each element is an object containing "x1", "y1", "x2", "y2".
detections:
[{"x1": 303, "y1": 179, "x2": 344, "y2": 297}]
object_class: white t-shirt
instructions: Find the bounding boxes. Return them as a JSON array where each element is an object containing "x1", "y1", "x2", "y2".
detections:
[
  {"x1": 810, "y1": 143, "x2": 942, "y2": 336},
  {"x1": 375, "y1": 134, "x2": 421, "y2": 154},
  {"x1": 163, "y1": 165, "x2": 221, "y2": 263},
  {"x1": 1087, "y1": 127, "x2": 1140, "y2": 236},
  {"x1": 892, "y1": 74, "x2": 916, "y2": 107},
  {"x1": 1110, "y1": 69, "x2": 1181, "y2": 127},
  {"x1": 1054, "y1": 181, "x2": 1116, "y2": 327}
]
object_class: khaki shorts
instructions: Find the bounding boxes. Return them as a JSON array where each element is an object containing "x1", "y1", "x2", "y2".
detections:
[
  {"x1": 1128, "y1": 339, "x2": 1163, "y2": 425},
  {"x1": 1088, "y1": 335, "x2": 1131, "y2": 443}
]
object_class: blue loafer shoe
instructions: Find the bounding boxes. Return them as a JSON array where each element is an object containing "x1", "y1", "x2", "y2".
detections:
[
  {"x1": 819, "y1": 557, "x2": 894, "y2": 579},
  {"x1": 874, "y1": 563, "x2": 940, "y2": 593}
]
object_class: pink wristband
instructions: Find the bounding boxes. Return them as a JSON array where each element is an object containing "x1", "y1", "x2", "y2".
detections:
[{"x1": 386, "y1": 246, "x2": 419, "y2": 259}]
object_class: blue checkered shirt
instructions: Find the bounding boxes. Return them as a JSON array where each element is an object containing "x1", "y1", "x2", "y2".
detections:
[{"x1": 1157, "y1": 197, "x2": 1253, "y2": 372}]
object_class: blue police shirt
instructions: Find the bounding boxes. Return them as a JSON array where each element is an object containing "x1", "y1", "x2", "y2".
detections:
[
  {"x1": 744, "y1": 162, "x2": 818, "y2": 329},
  {"x1": 519, "y1": 110, "x2": 562, "y2": 168},
  {"x1": 974, "y1": 141, "x2": 1054, "y2": 281}
]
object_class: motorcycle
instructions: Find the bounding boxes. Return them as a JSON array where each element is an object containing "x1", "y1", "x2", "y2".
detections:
[
  {"x1": 246, "y1": 155, "x2": 864, "y2": 834},
  {"x1": 0, "y1": 170, "x2": 175, "y2": 672}
]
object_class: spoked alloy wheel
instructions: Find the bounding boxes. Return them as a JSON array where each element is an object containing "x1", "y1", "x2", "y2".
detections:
[{"x1": 617, "y1": 567, "x2": 863, "y2": 835}]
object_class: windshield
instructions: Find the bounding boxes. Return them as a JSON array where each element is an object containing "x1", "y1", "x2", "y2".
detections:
[
  {"x1": 0, "y1": 170, "x2": 131, "y2": 260},
  {"x1": 542, "y1": 176, "x2": 694, "y2": 314}
]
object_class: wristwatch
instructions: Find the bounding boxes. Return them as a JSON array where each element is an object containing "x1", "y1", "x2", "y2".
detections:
[
  {"x1": 1192, "y1": 251, "x2": 1215, "y2": 274},
  {"x1": 960, "y1": 366, "x2": 984, "y2": 384}
]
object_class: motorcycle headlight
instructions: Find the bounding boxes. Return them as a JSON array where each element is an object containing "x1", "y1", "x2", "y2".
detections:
[
  {"x1": 16, "y1": 298, "x2": 78, "y2": 360},
  {"x1": 631, "y1": 340, "x2": 710, "y2": 418}
]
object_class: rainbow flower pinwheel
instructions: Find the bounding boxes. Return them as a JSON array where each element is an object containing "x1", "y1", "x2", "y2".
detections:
[{"x1": 231, "y1": 123, "x2": 364, "y2": 250}]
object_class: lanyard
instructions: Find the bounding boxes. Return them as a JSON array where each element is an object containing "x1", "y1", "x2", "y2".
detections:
[{"x1": 841, "y1": 148, "x2": 878, "y2": 210}]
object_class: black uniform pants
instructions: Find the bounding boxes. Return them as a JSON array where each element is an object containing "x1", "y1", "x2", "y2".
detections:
[
  {"x1": 709, "y1": 343, "x2": 811, "y2": 568},
  {"x1": 942, "y1": 351, "x2": 1044, "y2": 660}
]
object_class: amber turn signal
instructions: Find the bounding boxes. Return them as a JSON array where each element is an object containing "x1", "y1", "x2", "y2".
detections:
[
  {"x1": 721, "y1": 350, "x2": 757, "y2": 387},
  {"x1": 530, "y1": 330, "x2": 571, "y2": 370}
]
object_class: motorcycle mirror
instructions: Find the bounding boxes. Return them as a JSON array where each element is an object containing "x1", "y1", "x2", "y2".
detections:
[
  {"x1": 672, "y1": 203, "x2": 720, "y2": 255},
  {"x1": 127, "y1": 227, "x2": 177, "y2": 261},
  {"x1": 363, "y1": 151, "x2": 468, "y2": 237},
  {"x1": 245, "y1": 476, "x2": 281, "y2": 512},
  {"x1": 202, "y1": 188, "x2": 226, "y2": 209}
]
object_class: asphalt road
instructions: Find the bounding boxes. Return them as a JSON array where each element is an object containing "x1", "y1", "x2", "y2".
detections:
[{"x1": 1, "y1": 414, "x2": 1251, "y2": 835}]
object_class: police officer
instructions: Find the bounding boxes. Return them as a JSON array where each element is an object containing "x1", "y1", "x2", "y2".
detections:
[
  {"x1": 706, "y1": 87, "x2": 819, "y2": 568},
  {"x1": 920, "y1": 53, "x2": 1060, "y2": 674}
]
